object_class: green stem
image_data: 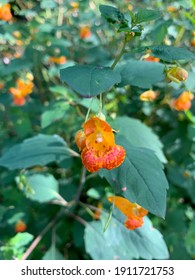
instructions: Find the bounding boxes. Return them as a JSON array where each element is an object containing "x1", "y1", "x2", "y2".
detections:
[
  {"x1": 56, "y1": 0, "x2": 64, "y2": 38},
  {"x1": 184, "y1": 110, "x2": 195, "y2": 124},
  {"x1": 75, "y1": 166, "x2": 86, "y2": 202},
  {"x1": 21, "y1": 209, "x2": 65, "y2": 260},
  {"x1": 85, "y1": 98, "x2": 94, "y2": 122},
  {"x1": 79, "y1": 201, "x2": 95, "y2": 218},
  {"x1": 98, "y1": 93, "x2": 103, "y2": 116},
  {"x1": 174, "y1": 26, "x2": 185, "y2": 46},
  {"x1": 111, "y1": 37, "x2": 127, "y2": 69}
]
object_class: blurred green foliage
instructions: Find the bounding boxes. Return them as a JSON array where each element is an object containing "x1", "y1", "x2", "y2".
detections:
[{"x1": 0, "y1": 0, "x2": 195, "y2": 260}]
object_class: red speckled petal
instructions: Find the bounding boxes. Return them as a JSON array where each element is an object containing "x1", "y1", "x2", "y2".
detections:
[
  {"x1": 124, "y1": 216, "x2": 144, "y2": 230},
  {"x1": 102, "y1": 145, "x2": 126, "y2": 170},
  {"x1": 81, "y1": 148, "x2": 103, "y2": 172},
  {"x1": 13, "y1": 97, "x2": 26, "y2": 106}
]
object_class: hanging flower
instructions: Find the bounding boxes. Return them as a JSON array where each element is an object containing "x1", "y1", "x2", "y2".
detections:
[
  {"x1": 79, "y1": 26, "x2": 91, "y2": 39},
  {"x1": 9, "y1": 78, "x2": 34, "y2": 106},
  {"x1": 170, "y1": 91, "x2": 194, "y2": 111},
  {"x1": 49, "y1": 56, "x2": 67, "y2": 64},
  {"x1": 166, "y1": 67, "x2": 188, "y2": 83},
  {"x1": 0, "y1": 3, "x2": 12, "y2": 22},
  {"x1": 166, "y1": 6, "x2": 178, "y2": 12},
  {"x1": 0, "y1": 81, "x2": 4, "y2": 90},
  {"x1": 190, "y1": 39, "x2": 195, "y2": 47},
  {"x1": 140, "y1": 90, "x2": 158, "y2": 102},
  {"x1": 75, "y1": 116, "x2": 126, "y2": 172},
  {"x1": 70, "y1": 2, "x2": 79, "y2": 9},
  {"x1": 94, "y1": 202, "x2": 103, "y2": 220},
  {"x1": 15, "y1": 220, "x2": 27, "y2": 232},
  {"x1": 144, "y1": 55, "x2": 160, "y2": 62},
  {"x1": 108, "y1": 196, "x2": 148, "y2": 230}
]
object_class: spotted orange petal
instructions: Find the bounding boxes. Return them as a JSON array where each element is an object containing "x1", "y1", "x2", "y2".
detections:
[
  {"x1": 124, "y1": 216, "x2": 144, "y2": 230},
  {"x1": 102, "y1": 145, "x2": 126, "y2": 170},
  {"x1": 81, "y1": 148, "x2": 103, "y2": 172},
  {"x1": 13, "y1": 97, "x2": 26, "y2": 106}
]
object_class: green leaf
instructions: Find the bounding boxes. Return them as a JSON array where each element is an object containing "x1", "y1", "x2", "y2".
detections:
[
  {"x1": 41, "y1": 0, "x2": 57, "y2": 9},
  {"x1": 84, "y1": 213, "x2": 169, "y2": 260},
  {"x1": 0, "y1": 58, "x2": 32, "y2": 76},
  {"x1": 49, "y1": 86, "x2": 69, "y2": 96},
  {"x1": 187, "y1": 124, "x2": 195, "y2": 141},
  {"x1": 42, "y1": 245, "x2": 64, "y2": 260},
  {"x1": 25, "y1": 173, "x2": 59, "y2": 203},
  {"x1": 7, "y1": 212, "x2": 25, "y2": 225},
  {"x1": 167, "y1": 165, "x2": 195, "y2": 203},
  {"x1": 9, "y1": 232, "x2": 33, "y2": 249},
  {"x1": 150, "y1": 45, "x2": 195, "y2": 62},
  {"x1": 86, "y1": 188, "x2": 101, "y2": 199},
  {"x1": 99, "y1": 136, "x2": 168, "y2": 218},
  {"x1": 117, "y1": 60, "x2": 164, "y2": 88},
  {"x1": 134, "y1": 9, "x2": 161, "y2": 24},
  {"x1": 99, "y1": 5, "x2": 129, "y2": 30},
  {"x1": 41, "y1": 101, "x2": 69, "y2": 128},
  {"x1": 0, "y1": 0, "x2": 10, "y2": 4},
  {"x1": 185, "y1": 220, "x2": 195, "y2": 256},
  {"x1": 0, "y1": 134, "x2": 71, "y2": 170},
  {"x1": 150, "y1": 21, "x2": 171, "y2": 44},
  {"x1": 14, "y1": 117, "x2": 33, "y2": 138},
  {"x1": 60, "y1": 65, "x2": 121, "y2": 97},
  {"x1": 112, "y1": 116, "x2": 167, "y2": 163},
  {"x1": 0, "y1": 206, "x2": 6, "y2": 222},
  {"x1": 78, "y1": 98, "x2": 100, "y2": 112}
]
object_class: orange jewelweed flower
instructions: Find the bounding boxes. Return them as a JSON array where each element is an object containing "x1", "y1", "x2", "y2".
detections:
[
  {"x1": 166, "y1": 6, "x2": 177, "y2": 12},
  {"x1": 79, "y1": 26, "x2": 91, "y2": 39},
  {"x1": 0, "y1": 3, "x2": 12, "y2": 22},
  {"x1": 49, "y1": 56, "x2": 67, "y2": 64},
  {"x1": 144, "y1": 55, "x2": 160, "y2": 62},
  {"x1": 140, "y1": 90, "x2": 158, "y2": 102},
  {"x1": 12, "y1": 30, "x2": 22, "y2": 38},
  {"x1": 94, "y1": 202, "x2": 103, "y2": 220},
  {"x1": 9, "y1": 78, "x2": 34, "y2": 106},
  {"x1": 15, "y1": 220, "x2": 27, "y2": 232},
  {"x1": 70, "y1": 2, "x2": 79, "y2": 9},
  {"x1": 166, "y1": 67, "x2": 188, "y2": 83},
  {"x1": 75, "y1": 117, "x2": 126, "y2": 172},
  {"x1": 190, "y1": 39, "x2": 195, "y2": 47},
  {"x1": 108, "y1": 196, "x2": 148, "y2": 230},
  {"x1": 170, "y1": 91, "x2": 194, "y2": 111},
  {"x1": 0, "y1": 81, "x2": 4, "y2": 90},
  {"x1": 127, "y1": 4, "x2": 133, "y2": 11}
]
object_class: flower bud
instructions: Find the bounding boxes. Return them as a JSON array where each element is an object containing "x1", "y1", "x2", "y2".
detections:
[
  {"x1": 140, "y1": 90, "x2": 158, "y2": 102},
  {"x1": 166, "y1": 67, "x2": 188, "y2": 83}
]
